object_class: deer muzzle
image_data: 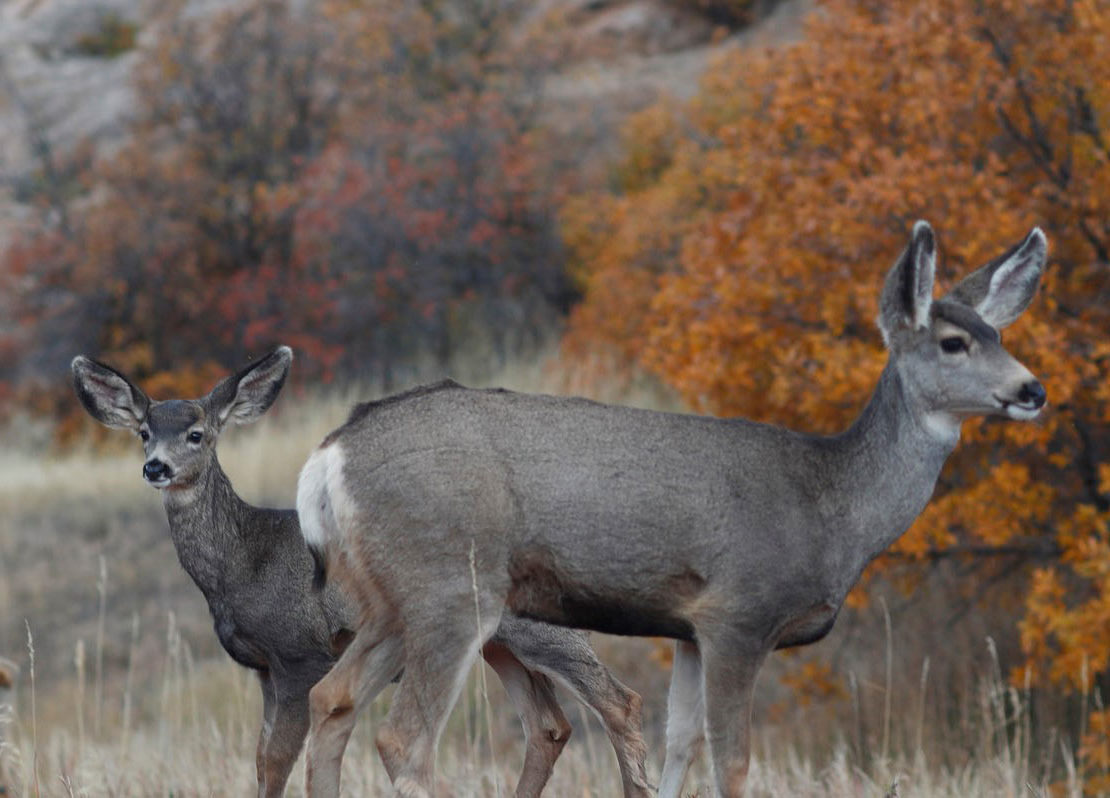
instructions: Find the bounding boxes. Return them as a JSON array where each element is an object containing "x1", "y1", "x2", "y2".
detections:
[{"x1": 143, "y1": 458, "x2": 174, "y2": 487}]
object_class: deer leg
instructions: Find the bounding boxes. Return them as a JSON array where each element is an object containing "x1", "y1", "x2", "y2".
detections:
[
  {"x1": 376, "y1": 608, "x2": 496, "y2": 798},
  {"x1": 658, "y1": 640, "x2": 705, "y2": 798},
  {"x1": 259, "y1": 678, "x2": 313, "y2": 798},
  {"x1": 698, "y1": 635, "x2": 766, "y2": 798},
  {"x1": 256, "y1": 670, "x2": 278, "y2": 798},
  {"x1": 306, "y1": 626, "x2": 404, "y2": 798},
  {"x1": 482, "y1": 640, "x2": 571, "y2": 798},
  {"x1": 496, "y1": 617, "x2": 650, "y2": 798},
  {"x1": 545, "y1": 648, "x2": 649, "y2": 798}
]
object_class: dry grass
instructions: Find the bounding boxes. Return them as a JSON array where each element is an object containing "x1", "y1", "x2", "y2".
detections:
[
  {"x1": 0, "y1": 631, "x2": 1090, "y2": 796},
  {"x1": 0, "y1": 352, "x2": 1098, "y2": 796}
]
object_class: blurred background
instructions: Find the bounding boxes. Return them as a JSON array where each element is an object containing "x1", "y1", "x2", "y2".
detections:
[{"x1": 1, "y1": 0, "x2": 1108, "y2": 794}]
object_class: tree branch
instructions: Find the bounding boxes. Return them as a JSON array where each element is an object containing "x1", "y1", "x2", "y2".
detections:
[{"x1": 880, "y1": 540, "x2": 1063, "y2": 562}]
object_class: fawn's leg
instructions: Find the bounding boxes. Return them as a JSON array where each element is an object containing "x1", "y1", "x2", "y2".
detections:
[
  {"x1": 256, "y1": 671, "x2": 278, "y2": 798},
  {"x1": 482, "y1": 639, "x2": 571, "y2": 798},
  {"x1": 498, "y1": 616, "x2": 651, "y2": 797},
  {"x1": 260, "y1": 676, "x2": 314, "y2": 798}
]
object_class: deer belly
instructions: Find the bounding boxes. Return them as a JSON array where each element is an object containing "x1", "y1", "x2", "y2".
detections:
[{"x1": 505, "y1": 545, "x2": 697, "y2": 640}]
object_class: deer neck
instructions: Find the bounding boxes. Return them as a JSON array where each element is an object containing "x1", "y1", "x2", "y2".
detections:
[
  {"x1": 822, "y1": 361, "x2": 960, "y2": 570},
  {"x1": 161, "y1": 458, "x2": 251, "y2": 599}
]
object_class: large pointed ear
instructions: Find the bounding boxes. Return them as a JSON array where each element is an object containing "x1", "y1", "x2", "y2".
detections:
[
  {"x1": 946, "y1": 227, "x2": 1046, "y2": 329},
  {"x1": 204, "y1": 346, "x2": 292, "y2": 428},
  {"x1": 71, "y1": 356, "x2": 150, "y2": 431},
  {"x1": 878, "y1": 220, "x2": 936, "y2": 346}
]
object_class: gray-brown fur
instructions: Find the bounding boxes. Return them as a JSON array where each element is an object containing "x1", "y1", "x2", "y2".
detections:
[
  {"x1": 72, "y1": 349, "x2": 650, "y2": 798},
  {"x1": 300, "y1": 222, "x2": 1049, "y2": 798}
]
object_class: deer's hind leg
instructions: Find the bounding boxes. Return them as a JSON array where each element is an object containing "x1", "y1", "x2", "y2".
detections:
[
  {"x1": 375, "y1": 596, "x2": 503, "y2": 798},
  {"x1": 495, "y1": 616, "x2": 651, "y2": 798},
  {"x1": 306, "y1": 625, "x2": 404, "y2": 798},
  {"x1": 482, "y1": 640, "x2": 571, "y2": 798}
]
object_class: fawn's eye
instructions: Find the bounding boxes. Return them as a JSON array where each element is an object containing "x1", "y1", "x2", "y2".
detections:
[
  {"x1": 139, "y1": 430, "x2": 150, "y2": 442},
  {"x1": 940, "y1": 336, "x2": 968, "y2": 354},
  {"x1": 187, "y1": 430, "x2": 203, "y2": 444}
]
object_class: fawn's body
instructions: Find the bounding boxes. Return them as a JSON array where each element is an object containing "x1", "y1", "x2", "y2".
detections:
[{"x1": 73, "y1": 350, "x2": 649, "y2": 798}]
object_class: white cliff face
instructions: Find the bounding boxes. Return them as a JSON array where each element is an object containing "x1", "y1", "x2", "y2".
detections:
[
  {"x1": 0, "y1": 0, "x2": 144, "y2": 173},
  {"x1": 0, "y1": 0, "x2": 148, "y2": 251},
  {"x1": 0, "y1": 0, "x2": 810, "y2": 249}
]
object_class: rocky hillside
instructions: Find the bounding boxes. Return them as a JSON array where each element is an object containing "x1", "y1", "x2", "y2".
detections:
[{"x1": 0, "y1": 0, "x2": 810, "y2": 247}]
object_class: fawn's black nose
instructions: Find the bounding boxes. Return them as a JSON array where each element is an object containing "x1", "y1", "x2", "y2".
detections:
[
  {"x1": 1017, "y1": 380, "x2": 1046, "y2": 408},
  {"x1": 143, "y1": 459, "x2": 171, "y2": 482}
]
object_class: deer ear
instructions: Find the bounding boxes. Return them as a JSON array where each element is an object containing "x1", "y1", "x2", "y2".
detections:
[
  {"x1": 878, "y1": 220, "x2": 936, "y2": 346},
  {"x1": 947, "y1": 227, "x2": 1046, "y2": 329},
  {"x1": 206, "y1": 346, "x2": 293, "y2": 427},
  {"x1": 71, "y1": 356, "x2": 150, "y2": 431}
]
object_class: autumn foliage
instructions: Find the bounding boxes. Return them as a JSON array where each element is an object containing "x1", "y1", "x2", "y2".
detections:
[
  {"x1": 1, "y1": 0, "x2": 569, "y2": 418},
  {"x1": 564, "y1": 0, "x2": 1110, "y2": 778}
]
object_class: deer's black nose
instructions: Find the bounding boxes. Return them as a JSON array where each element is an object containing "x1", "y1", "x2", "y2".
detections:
[
  {"x1": 1017, "y1": 380, "x2": 1046, "y2": 408},
  {"x1": 143, "y1": 459, "x2": 171, "y2": 482}
]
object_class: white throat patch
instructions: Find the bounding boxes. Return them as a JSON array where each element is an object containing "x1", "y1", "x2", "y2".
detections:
[{"x1": 922, "y1": 411, "x2": 961, "y2": 444}]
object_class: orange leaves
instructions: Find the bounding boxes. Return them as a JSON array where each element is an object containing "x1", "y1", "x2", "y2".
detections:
[
  {"x1": 777, "y1": 660, "x2": 848, "y2": 707},
  {"x1": 1082, "y1": 710, "x2": 1110, "y2": 791},
  {"x1": 1021, "y1": 526, "x2": 1110, "y2": 692},
  {"x1": 562, "y1": 1, "x2": 1110, "y2": 746}
]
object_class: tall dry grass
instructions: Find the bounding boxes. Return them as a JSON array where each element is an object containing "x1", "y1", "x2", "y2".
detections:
[
  {"x1": 0, "y1": 614, "x2": 1092, "y2": 796},
  {"x1": 0, "y1": 352, "x2": 1099, "y2": 795}
]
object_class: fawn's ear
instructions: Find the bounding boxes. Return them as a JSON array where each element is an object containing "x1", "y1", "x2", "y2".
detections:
[
  {"x1": 205, "y1": 346, "x2": 293, "y2": 428},
  {"x1": 71, "y1": 356, "x2": 150, "y2": 431},
  {"x1": 946, "y1": 227, "x2": 1046, "y2": 329},
  {"x1": 879, "y1": 220, "x2": 936, "y2": 346}
]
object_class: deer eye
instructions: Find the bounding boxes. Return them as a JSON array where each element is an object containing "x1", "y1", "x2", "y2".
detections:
[
  {"x1": 139, "y1": 430, "x2": 150, "y2": 442},
  {"x1": 187, "y1": 430, "x2": 204, "y2": 444},
  {"x1": 940, "y1": 336, "x2": 968, "y2": 354}
]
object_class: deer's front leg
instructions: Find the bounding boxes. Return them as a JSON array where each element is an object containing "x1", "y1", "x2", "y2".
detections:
[
  {"x1": 698, "y1": 635, "x2": 767, "y2": 798},
  {"x1": 659, "y1": 639, "x2": 704, "y2": 798},
  {"x1": 260, "y1": 678, "x2": 313, "y2": 798},
  {"x1": 256, "y1": 671, "x2": 278, "y2": 797}
]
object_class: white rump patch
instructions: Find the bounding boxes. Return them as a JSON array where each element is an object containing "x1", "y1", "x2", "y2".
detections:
[{"x1": 297, "y1": 444, "x2": 353, "y2": 551}]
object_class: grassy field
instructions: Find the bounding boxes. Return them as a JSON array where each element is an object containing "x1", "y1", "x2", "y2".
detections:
[{"x1": 0, "y1": 355, "x2": 1099, "y2": 796}]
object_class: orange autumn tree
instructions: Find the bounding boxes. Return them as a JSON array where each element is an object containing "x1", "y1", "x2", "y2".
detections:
[{"x1": 564, "y1": 0, "x2": 1109, "y2": 768}]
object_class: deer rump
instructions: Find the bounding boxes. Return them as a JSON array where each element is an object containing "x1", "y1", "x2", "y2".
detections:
[{"x1": 317, "y1": 379, "x2": 837, "y2": 648}]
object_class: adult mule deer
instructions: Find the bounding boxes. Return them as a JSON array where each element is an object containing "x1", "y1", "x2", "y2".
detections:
[
  {"x1": 72, "y1": 349, "x2": 649, "y2": 798},
  {"x1": 299, "y1": 221, "x2": 1048, "y2": 797}
]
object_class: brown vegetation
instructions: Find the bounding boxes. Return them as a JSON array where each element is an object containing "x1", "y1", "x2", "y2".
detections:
[{"x1": 1, "y1": 0, "x2": 573, "y2": 429}]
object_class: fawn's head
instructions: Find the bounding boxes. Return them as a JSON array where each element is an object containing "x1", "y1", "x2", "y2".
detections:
[
  {"x1": 72, "y1": 347, "x2": 292, "y2": 491},
  {"x1": 878, "y1": 221, "x2": 1047, "y2": 438}
]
